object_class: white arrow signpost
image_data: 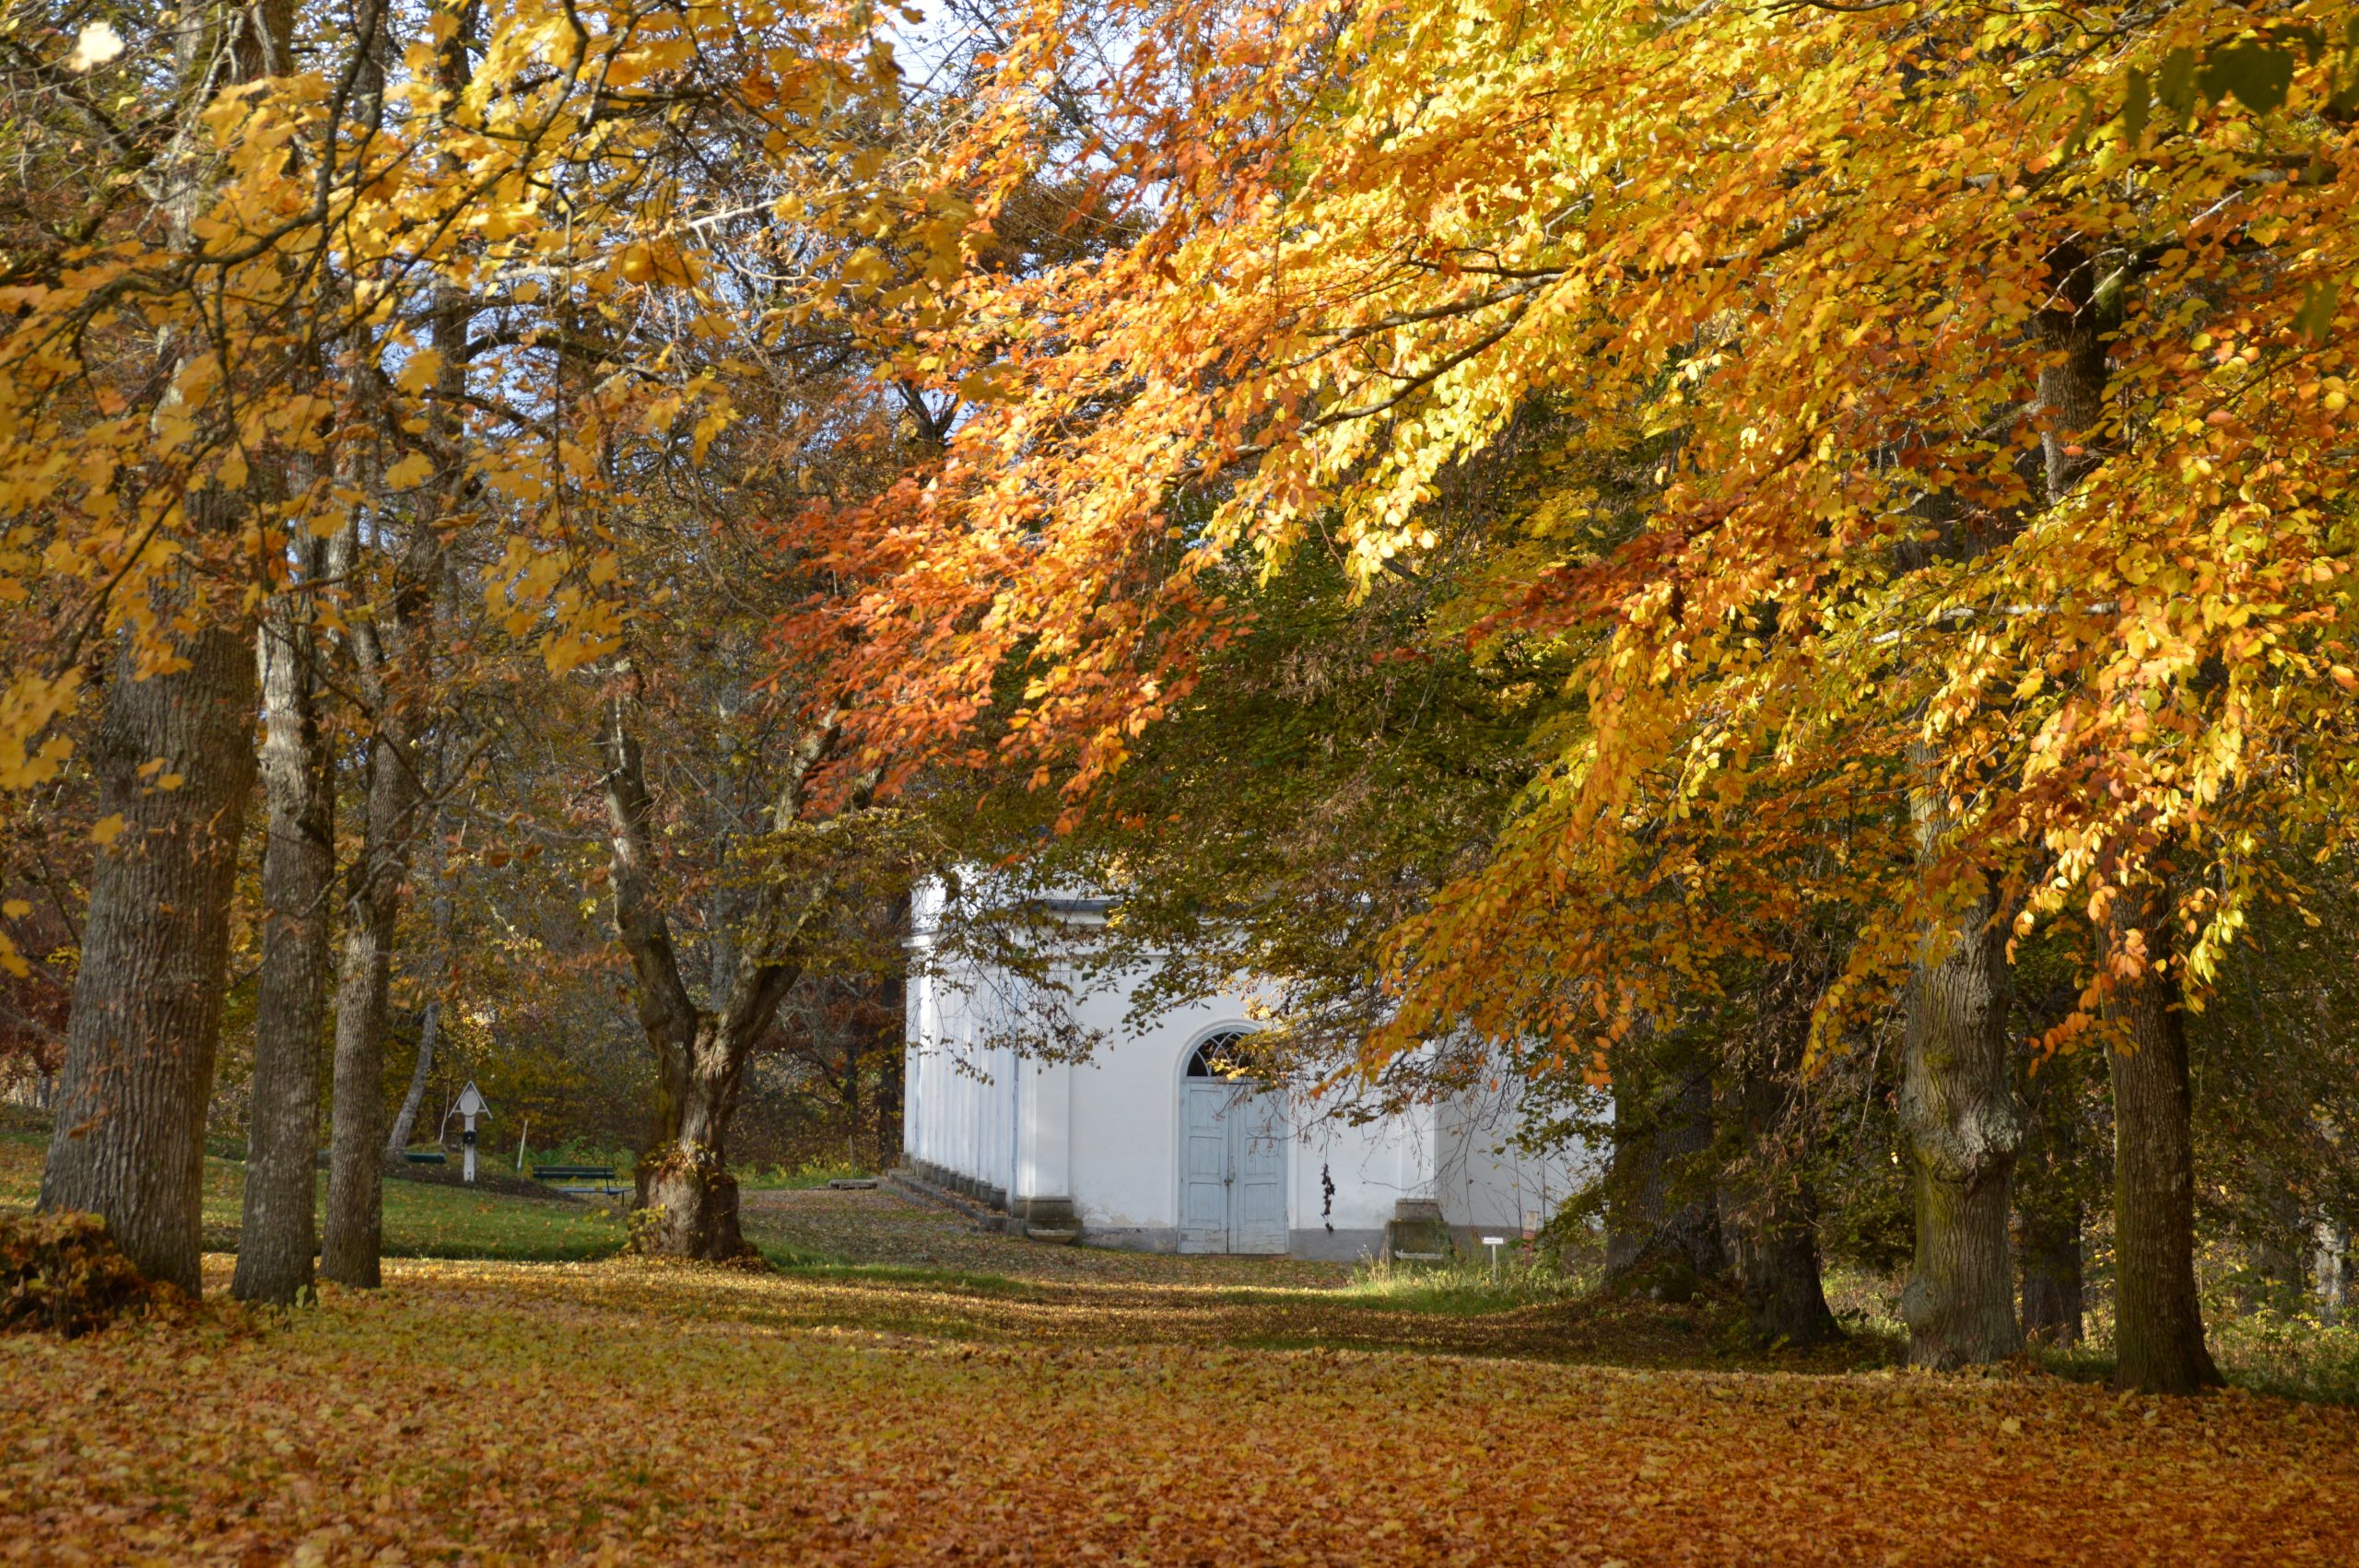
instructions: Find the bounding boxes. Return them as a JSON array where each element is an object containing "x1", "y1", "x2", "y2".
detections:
[{"x1": 455, "y1": 1081, "x2": 489, "y2": 1185}]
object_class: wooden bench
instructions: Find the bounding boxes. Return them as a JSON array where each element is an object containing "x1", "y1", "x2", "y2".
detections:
[
  {"x1": 400, "y1": 1149, "x2": 448, "y2": 1165},
  {"x1": 532, "y1": 1164, "x2": 624, "y2": 1196}
]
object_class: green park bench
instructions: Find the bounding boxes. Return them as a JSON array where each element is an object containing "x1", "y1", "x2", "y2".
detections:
[
  {"x1": 532, "y1": 1164, "x2": 625, "y2": 1196},
  {"x1": 401, "y1": 1149, "x2": 447, "y2": 1165}
]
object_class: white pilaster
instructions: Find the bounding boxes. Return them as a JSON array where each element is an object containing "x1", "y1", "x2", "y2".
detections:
[{"x1": 1016, "y1": 1055, "x2": 1074, "y2": 1202}]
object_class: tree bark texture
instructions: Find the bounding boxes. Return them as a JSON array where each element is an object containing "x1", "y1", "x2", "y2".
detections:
[
  {"x1": 2014, "y1": 1046, "x2": 2087, "y2": 1348},
  {"x1": 39, "y1": 0, "x2": 289, "y2": 1299},
  {"x1": 2103, "y1": 876, "x2": 2221, "y2": 1395},
  {"x1": 1899, "y1": 853, "x2": 2024, "y2": 1367},
  {"x1": 384, "y1": 998, "x2": 439, "y2": 1158},
  {"x1": 1604, "y1": 1063, "x2": 1726, "y2": 1298},
  {"x1": 637, "y1": 1013, "x2": 759, "y2": 1259},
  {"x1": 1723, "y1": 948, "x2": 1841, "y2": 1347},
  {"x1": 599, "y1": 700, "x2": 831, "y2": 1262},
  {"x1": 231, "y1": 568, "x2": 335, "y2": 1307},
  {"x1": 40, "y1": 627, "x2": 258, "y2": 1294}
]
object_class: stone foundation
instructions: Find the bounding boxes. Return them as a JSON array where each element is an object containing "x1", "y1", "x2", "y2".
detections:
[{"x1": 1380, "y1": 1198, "x2": 1456, "y2": 1264}]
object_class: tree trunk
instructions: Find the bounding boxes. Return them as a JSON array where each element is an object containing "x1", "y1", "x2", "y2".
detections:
[
  {"x1": 1729, "y1": 1193, "x2": 1838, "y2": 1345},
  {"x1": 320, "y1": 719, "x2": 417, "y2": 1288},
  {"x1": 384, "y1": 999, "x2": 439, "y2": 1158},
  {"x1": 40, "y1": 626, "x2": 258, "y2": 1294},
  {"x1": 2035, "y1": 240, "x2": 2113, "y2": 504},
  {"x1": 39, "y1": 0, "x2": 288, "y2": 1300},
  {"x1": 2017, "y1": 1204, "x2": 2083, "y2": 1348},
  {"x1": 231, "y1": 566, "x2": 335, "y2": 1307},
  {"x1": 636, "y1": 1014, "x2": 757, "y2": 1260},
  {"x1": 1889, "y1": 235, "x2": 2117, "y2": 1362},
  {"x1": 1723, "y1": 950, "x2": 1841, "y2": 1348},
  {"x1": 599, "y1": 700, "x2": 827, "y2": 1263},
  {"x1": 2103, "y1": 875, "x2": 2221, "y2": 1395},
  {"x1": 2014, "y1": 1047, "x2": 2086, "y2": 1349},
  {"x1": 1604, "y1": 1064, "x2": 1726, "y2": 1298},
  {"x1": 2314, "y1": 1219, "x2": 2350, "y2": 1328},
  {"x1": 876, "y1": 961, "x2": 906, "y2": 1169},
  {"x1": 321, "y1": 3, "x2": 472, "y2": 1280},
  {"x1": 384, "y1": 812, "x2": 451, "y2": 1158},
  {"x1": 1899, "y1": 853, "x2": 2024, "y2": 1367}
]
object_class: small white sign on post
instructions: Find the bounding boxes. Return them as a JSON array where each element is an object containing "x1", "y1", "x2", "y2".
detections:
[
  {"x1": 455, "y1": 1081, "x2": 489, "y2": 1184},
  {"x1": 1482, "y1": 1235, "x2": 1506, "y2": 1281}
]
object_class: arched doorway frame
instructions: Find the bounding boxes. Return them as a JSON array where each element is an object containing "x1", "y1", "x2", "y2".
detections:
[{"x1": 1173, "y1": 1024, "x2": 1288, "y2": 1255}]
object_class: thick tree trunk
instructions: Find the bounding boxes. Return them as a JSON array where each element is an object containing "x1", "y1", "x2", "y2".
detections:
[
  {"x1": 1604, "y1": 1065, "x2": 1726, "y2": 1298},
  {"x1": 2014, "y1": 1047, "x2": 2086, "y2": 1348},
  {"x1": 231, "y1": 575, "x2": 335, "y2": 1307},
  {"x1": 40, "y1": 0, "x2": 288, "y2": 1300},
  {"x1": 1899, "y1": 856, "x2": 2024, "y2": 1367},
  {"x1": 1729, "y1": 1196, "x2": 1838, "y2": 1345},
  {"x1": 1723, "y1": 951, "x2": 1841, "y2": 1348},
  {"x1": 1888, "y1": 235, "x2": 2115, "y2": 1363},
  {"x1": 636, "y1": 1014, "x2": 756, "y2": 1260},
  {"x1": 2103, "y1": 876, "x2": 2220, "y2": 1395},
  {"x1": 2017, "y1": 1204, "x2": 2084, "y2": 1348},
  {"x1": 599, "y1": 700, "x2": 825, "y2": 1263},
  {"x1": 40, "y1": 626, "x2": 258, "y2": 1294}
]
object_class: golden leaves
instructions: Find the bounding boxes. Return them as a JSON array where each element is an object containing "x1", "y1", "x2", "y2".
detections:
[
  {"x1": 804, "y1": 0, "x2": 2359, "y2": 1049},
  {"x1": 4, "y1": 1230, "x2": 2359, "y2": 1563},
  {"x1": 0, "y1": 0, "x2": 919, "y2": 812}
]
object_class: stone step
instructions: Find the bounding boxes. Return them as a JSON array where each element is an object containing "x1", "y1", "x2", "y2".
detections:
[{"x1": 884, "y1": 1169, "x2": 1007, "y2": 1233}]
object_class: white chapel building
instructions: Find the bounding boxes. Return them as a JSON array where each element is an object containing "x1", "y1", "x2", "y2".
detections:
[{"x1": 898, "y1": 882, "x2": 1583, "y2": 1259}]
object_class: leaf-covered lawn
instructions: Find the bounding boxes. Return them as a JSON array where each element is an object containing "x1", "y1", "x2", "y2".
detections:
[
  {"x1": 0, "y1": 1131, "x2": 624, "y2": 1263},
  {"x1": 3, "y1": 1190, "x2": 2355, "y2": 1563},
  {"x1": 741, "y1": 1187, "x2": 1354, "y2": 1287}
]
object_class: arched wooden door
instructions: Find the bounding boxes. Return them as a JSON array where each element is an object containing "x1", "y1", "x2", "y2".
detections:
[{"x1": 1178, "y1": 1033, "x2": 1287, "y2": 1255}]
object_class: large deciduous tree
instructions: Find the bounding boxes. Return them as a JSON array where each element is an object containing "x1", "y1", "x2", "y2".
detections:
[
  {"x1": 796, "y1": 0, "x2": 2358, "y2": 1390},
  {"x1": 33, "y1": 0, "x2": 288, "y2": 1294},
  {"x1": 3, "y1": 0, "x2": 928, "y2": 1289}
]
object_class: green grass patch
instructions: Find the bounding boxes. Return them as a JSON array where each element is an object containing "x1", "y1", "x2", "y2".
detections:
[
  {"x1": 736, "y1": 1158, "x2": 876, "y2": 1191},
  {"x1": 0, "y1": 1129, "x2": 624, "y2": 1263},
  {"x1": 1336, "y1": 1253, "x2": 1590, "y2": 1316}
]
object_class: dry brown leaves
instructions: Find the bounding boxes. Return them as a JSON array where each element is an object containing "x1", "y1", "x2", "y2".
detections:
[{"x1": 2, "y1": 1218, "x2": 2353, "y2": 1566}]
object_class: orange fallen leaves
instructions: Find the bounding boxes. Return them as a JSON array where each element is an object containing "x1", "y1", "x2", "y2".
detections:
[{"x1": 1, "y1": 1250, "x2": 2353, "y2": 1564}]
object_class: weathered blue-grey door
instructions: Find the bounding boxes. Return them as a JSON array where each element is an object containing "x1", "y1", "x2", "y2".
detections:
[
  {"x1": 1179, "y1": 1081, "x2": 1232, "y2": 1254},
  {"x1": 1227, "y1": 1094, "x2": 1287, "y2": 1254},
  {"x1": 1179, "y1": 1033, "x2": 1287, "y2": 1255}
]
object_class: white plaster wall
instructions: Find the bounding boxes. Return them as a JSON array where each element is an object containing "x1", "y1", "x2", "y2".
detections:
[
  {"x1": 1436, "y1": 1077, "x2": 1593, "y2": 1235},
  {"x1": 902, "y1": 881, "x2": 1025, "y2": 1200},
  {"x1": 1288, "y1": 1111, "x2": 1429, "y2": 1240},
  {"x1": 900, "y1": 880, "x2": 1591, "y2": 1254},
  {"x1": 1061, "y1": 981, "x2": 1243, "y2": 1235}
]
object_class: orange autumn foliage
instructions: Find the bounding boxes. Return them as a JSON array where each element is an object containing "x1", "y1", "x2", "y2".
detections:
[{"x1": 797, "y1": 0, "x2": 2359, "y2": 1061}]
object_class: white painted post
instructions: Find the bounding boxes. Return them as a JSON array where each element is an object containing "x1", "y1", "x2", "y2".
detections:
[{"x1": 455, "y1": 1081, "x2": 488, "y2": 1185}]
